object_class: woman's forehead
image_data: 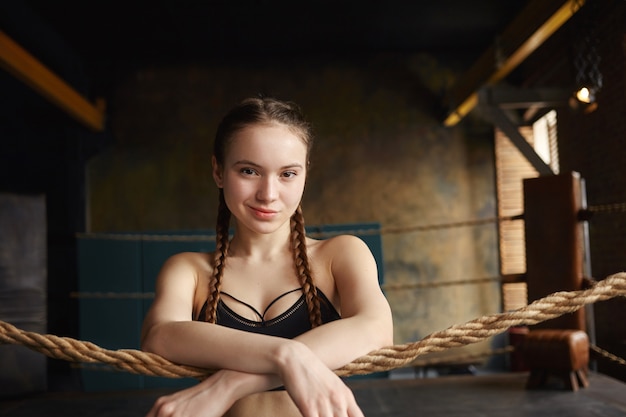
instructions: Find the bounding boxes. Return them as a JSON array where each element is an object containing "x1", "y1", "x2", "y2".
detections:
[{"x1": 228, "y1": 124, "x2": 307, "y2": 155}]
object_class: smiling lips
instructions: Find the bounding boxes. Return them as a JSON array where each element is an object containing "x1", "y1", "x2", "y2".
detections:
[{"x1": 250, "y1": 206, "x2": 278, "y2": 219}]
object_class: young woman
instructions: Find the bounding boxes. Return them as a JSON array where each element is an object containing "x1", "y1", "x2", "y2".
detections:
[{"x1": 141, "y1": 96, "x2": 393, "y2": 417}]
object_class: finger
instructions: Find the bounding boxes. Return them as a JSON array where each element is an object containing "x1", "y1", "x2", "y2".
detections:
[
  {"x1": 347, "y1": 401, "x2": 365, "y2": 417},
  {"x1": 148, "y1": 394, "x2": 180, "y2": 417}
]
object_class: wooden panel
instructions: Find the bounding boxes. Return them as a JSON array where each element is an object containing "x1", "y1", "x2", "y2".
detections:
[{"x1": 495, "y1": 126, "x2": 539, "y2": 312}]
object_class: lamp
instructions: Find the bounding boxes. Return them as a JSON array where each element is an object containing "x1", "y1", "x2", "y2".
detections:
[{"x1": 570, "y1": 86, "x2": 598, "y2": 113}]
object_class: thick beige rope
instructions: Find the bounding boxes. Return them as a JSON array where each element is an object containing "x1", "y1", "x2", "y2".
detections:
[
  {"x1": 337, "y1": 272, "x2": 626, "y2": 376},
  {"x1": 1, "y1": 272, "x2": 625, "y2": 379}
]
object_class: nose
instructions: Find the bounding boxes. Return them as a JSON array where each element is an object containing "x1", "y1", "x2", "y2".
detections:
[{"x1": 256, "y1": 176, "x2": 279, "y2": 202}]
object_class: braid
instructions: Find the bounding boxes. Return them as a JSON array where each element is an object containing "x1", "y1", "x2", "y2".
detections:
[
  {"x1": 290, "y1": 205, "x2": 322, "y2": 327},
  {"x1": 205, "y1": 189, "x2": 231, "y2": 323}
]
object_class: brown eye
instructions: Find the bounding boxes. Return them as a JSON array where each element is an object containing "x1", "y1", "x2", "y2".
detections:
[{"x1": 240, "y1": 168, "x2": 257, "y2": 176}]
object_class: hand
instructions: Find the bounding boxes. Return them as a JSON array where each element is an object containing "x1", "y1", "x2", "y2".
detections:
[
  {"x1": 145, "y1": 370, "x2": 240, "y2": 417},
  {"x1": 278, "y1": 342, "x2": 365, "y2": 417}
]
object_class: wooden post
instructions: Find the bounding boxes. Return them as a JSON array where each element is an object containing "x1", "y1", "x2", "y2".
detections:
[{"x1": 523, "y1": 172, "x2": 586, "y2": 330}]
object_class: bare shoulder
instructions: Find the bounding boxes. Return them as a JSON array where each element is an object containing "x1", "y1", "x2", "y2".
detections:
[
  {"x1": 308, "y1": 234, "x2": 377, "y2": 283},
  {"x1": 145, "y1": 251, "x2": 213, "y2": 325},
  {"x1": 309, "y1": 234, "x2": 386, "y2": 320},
  {"x1": 309, "y1": 234, "x2": 373, "y2": 259},
  {"x1": 161, "y1": 251, "x2": 212, "y2": 271},
  {"x1": 154, "y1": 251, "x2": 213, "y2": 291}
]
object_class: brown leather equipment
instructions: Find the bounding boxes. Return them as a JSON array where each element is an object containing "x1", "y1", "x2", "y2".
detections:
[{"x1": 522, "y1": 329, "x2": 590, "y2": 391}]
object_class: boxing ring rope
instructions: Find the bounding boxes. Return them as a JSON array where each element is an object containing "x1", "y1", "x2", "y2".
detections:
[
  {"x1": 73, "y1": 198, "x2": 625, "y2": 242},
  {"x1": 1, "y1": 271, "x2": 624, "y2": 379},
  {"x1": 3, "y1": 195, "x2": 623, "y2": 379},
  {"x1": 76, "y1": 214, "x2": 518, "y2": 243}
]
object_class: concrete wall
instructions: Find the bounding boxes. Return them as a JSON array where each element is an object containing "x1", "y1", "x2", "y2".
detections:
[{"x1": 87, "y1": 53, "x2": 501, "y2": 352}]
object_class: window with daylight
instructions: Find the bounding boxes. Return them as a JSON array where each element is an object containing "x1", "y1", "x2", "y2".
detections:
[{"x1": 495, "y1": 110, "x2": 559, "y2": 311}]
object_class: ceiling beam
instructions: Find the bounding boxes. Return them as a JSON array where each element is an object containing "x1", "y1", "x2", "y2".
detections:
[
  {"x1": 0, "y1": 30, "x2": 105, "y2": 132},
  {"x1": 480, "y1": 86, "x2": 572, "y2": 110},
  {"x1": 478, "y1": 86, "x2": 556, "y2": 176},
  {"x1": 443, "y1": 0, "x2": 585, "y2": 127}
]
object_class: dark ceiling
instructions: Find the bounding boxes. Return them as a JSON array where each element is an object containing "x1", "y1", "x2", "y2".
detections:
[
  {"x1": 21, "y1": 1, "x2": 529, "y2": 65},
  {"x1": 1, "y1": 0, "x2": 547, "y2": 130}
]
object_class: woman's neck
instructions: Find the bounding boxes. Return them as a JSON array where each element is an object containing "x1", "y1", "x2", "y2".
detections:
[{"x1": 228, "y1": 223, "x2": 292, "y2": 262}]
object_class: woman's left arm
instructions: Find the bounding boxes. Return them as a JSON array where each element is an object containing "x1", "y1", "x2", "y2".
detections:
[{"x1": 295, "y1": 234, "x2": 394, "y2": 370}]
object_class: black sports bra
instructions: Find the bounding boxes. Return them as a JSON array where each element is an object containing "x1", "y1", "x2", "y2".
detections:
[{"x1": 195, "y1": 288, "x2": 341, "y2": 339}]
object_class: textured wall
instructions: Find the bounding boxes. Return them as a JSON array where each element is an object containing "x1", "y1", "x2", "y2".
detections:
[
  {"x1": 87, "y1": 54, "x2": 500, "y2": 352},
  {"x1": 0, "y1": 193, "x2": 47, "y2": 396}
]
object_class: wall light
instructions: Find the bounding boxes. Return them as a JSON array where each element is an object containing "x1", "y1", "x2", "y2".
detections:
[
  {"x1": 575, "y1": 86, "x2": 595, "y2": 104},
  {"x1": 569, "y1": 86, "x2": 598, "y2": 114}
]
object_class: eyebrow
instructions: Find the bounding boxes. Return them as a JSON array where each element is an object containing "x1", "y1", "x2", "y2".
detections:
[{"x1": 233, "y1": 160, "x2": 304, "y2": 170}]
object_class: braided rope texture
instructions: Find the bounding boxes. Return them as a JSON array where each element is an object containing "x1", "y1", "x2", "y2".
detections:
[
  {"x1": 591, "y1": 344, "x2": 626, "y2": 366},
  {"x1": 1, "y1": 272, "x2": 624, "y2": 379}
]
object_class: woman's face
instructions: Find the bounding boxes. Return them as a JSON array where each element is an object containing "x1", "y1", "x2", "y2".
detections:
[{"x1": 213, "y1": 122, "x2": 308, "y2": 235}]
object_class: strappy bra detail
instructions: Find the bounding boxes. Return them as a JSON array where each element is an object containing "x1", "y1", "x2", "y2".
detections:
[
  {"x1": 220, "y1": 287, "x2": 303, "y2": 325},
  {"x1": 195, "y1": 287, "x2": 341, "y2": 339}
]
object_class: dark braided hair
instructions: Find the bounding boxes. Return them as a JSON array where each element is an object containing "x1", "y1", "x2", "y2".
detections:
[
  {"x1": 205, "y1": 97, "x2": 322, "y2": 327},
  {"x1": 204, "y1": 189, "x2": 231, "y2": 323},
  {"x1": 290, "y1": 205, "x2": 322, "y2": 326}
]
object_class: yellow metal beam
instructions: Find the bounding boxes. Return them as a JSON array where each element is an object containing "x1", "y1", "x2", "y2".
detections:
[
  {"x1": 0, "y1": 30, "x2": 105, "y2": 132},
  {"x1": 443, "y1": 0, "x2": 585, "y2": 127}
]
